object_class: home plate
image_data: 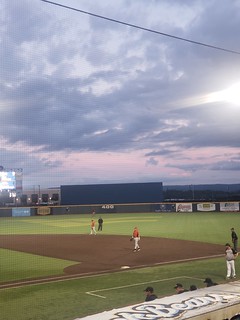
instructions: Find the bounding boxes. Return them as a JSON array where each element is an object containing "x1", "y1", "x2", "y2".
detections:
[{"x1": 121, "y1": 266, "x2": 130, "y2": 269}]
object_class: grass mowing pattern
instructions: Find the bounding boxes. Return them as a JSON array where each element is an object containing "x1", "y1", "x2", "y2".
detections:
[
  {"x1": 0, "y1": 248, "x2": 77, "y2": 283},
  {"x1": 0, "y1": 212, "x2": 239, "y2": 319}
]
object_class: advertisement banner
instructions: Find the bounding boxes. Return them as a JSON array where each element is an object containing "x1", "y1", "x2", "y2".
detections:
[
  {"x1": 12, "y1": 208, "x2": 31, "y2": 217},
  {"x1": 156, "y1": 204, "x2": 176, "y2": 212},
  {"x1": 176, "y1": 203, "x2": 192, "y2": 212},
  {"x1": 75, "y1": 282, "x2": 240, "y2": 320},
  {"x1": 220, "y1": 202, "x2": 239, "y2": 212},
  {"x1": 37, "y1": 207, "x2": 51, "y2": 216},
  {"x1": 197, "y1": 203, "x2": 216, "y2": 211}
]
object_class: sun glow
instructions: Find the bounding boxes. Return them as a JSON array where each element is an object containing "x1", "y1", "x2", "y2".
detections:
[
  {"x1": 168, "y1": 81, "x2": 240, "y2": 109},
  {"x1": 207, "y1": 82, "x2": 240, "y2": 105}
]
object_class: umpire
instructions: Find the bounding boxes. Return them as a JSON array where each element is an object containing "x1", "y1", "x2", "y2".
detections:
[
  {"x1": 231, "y1": 227, "x2": 238, "y2": 252},
  {"x1": 98, "y1": 217, "x2": 103, "y2": 231}
]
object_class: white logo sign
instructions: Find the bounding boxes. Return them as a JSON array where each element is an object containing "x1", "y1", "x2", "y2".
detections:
[{"x1": 110, "y1": 292, "x2": 240, "y2": 320}]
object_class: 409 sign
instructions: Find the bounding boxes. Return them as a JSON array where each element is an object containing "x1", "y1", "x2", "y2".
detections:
[{"x1": 102, "y1": 205, "x2": 115, "y2": 209}]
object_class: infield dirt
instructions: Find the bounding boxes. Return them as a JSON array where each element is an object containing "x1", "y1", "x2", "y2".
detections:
[{"x1": 0, "y1": 234, "x2": 223, "y2": 277}]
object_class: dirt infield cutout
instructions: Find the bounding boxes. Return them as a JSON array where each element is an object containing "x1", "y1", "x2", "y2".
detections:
[
  {"x1": 0, "y1": 234, "x2": 223, "y2": 276},
  {"x1": 0, "y1": 234, "x2": 224, "y2": 291}
]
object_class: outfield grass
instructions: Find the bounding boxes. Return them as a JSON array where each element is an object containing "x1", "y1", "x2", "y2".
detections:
[
  {"x1": 0, "y1": 248, "x2": 76, "y2": 282},
  {"x1": 1, "y1": 212, "x2": 240, "y2": 320}
]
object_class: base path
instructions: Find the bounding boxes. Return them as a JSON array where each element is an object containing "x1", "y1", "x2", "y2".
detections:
[{"x1": 0, "y1": 234, "x2": 223, "y2": 278}]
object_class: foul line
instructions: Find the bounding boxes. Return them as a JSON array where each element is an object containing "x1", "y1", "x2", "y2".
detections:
[
  {"x1": 0, "y1": 254, "x2": 223, "y2": 291},
  {"x1": 86, "y1": 276, "x2": 203, "y2": 299}
]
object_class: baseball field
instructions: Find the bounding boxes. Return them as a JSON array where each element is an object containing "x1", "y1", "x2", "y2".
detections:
[{"x1": 0, "y1": 211, "x2": 239, "y2": 320}]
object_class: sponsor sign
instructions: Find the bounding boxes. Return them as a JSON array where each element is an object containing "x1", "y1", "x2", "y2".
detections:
[
  {"x1": 156, "y1": 204, "x2": 176, "y2": 212},
  {"x1": 75, "y1": 282, "x2": 240, "y2": 320},
  {"x1": 37, "y1": 207, "x2": 51, "y2": 216},
  {"x1": 220, "y1": 202, "x2": 239, "y2": 212},
  {"x1": 176, "y1": 203, "x2": 192, "y2": 212},
  {"x1": 12, "y1": 208, "x2": 31, "y2": 217},
  {"x1": 197, "y1": 203, "x2": 216, "y2": 212}
]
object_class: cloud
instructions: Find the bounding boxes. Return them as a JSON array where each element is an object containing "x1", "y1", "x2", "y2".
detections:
[
  {"x1": 145, "y1": 157, "x2": 158, "y2": 167},
  {"x1": 0, "y1": 0, "x2": 240, "y2": 188}
]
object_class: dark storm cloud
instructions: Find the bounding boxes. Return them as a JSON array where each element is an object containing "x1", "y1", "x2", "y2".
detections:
[
  {"x1": 211, "y1": 160, "x2": 240, "y2": 171},
  {"x1": 166, "y1": 157, "x2": 240, "y2": 173},
  {"x1": 191, "y1": 1, "x2": 240, "y2": 48},
  {"x1": 0, "y1": 0, "x2": 240, "y2": 186}
]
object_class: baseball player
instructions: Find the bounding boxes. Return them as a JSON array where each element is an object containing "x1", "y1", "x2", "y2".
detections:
[
  {"x1": 174, "y1": 283, "x2": 189, "y2": 294},
  {"x1": 144, "y1": 286, "x2": 158, "y2": 301},
  {"x1": 225, "y1": 243, "x2": 237, "y2": 279},
  {"x1": 131, "y1": 226, "x2": 140, "y2": 252},
  {"x1": 90, "y1": 219, "x2": 97, "y2": 235}
]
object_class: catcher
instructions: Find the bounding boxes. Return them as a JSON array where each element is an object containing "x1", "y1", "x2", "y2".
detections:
[{"x1": 130, "y1": 226, "x2": 140, "y2": 252}]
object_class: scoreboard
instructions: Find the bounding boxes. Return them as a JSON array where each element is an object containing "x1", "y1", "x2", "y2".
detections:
[
  {"x1": 0, "y1": 171, "x2": 16, "y2": 190},
  {"x1": 0, "y1": 167, "x2": 23, "y2": 196}
]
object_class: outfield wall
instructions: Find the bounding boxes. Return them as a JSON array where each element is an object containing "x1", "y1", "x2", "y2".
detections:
[
  {"x1": 75, "y1": 281, "x2": 240, "y2": 320},
  {"x1": 60, "y1": 182, "x2": 164, "y2": 205},
  {"x1": 0, "y1": 201, "x2": 239, "y2": 217}
]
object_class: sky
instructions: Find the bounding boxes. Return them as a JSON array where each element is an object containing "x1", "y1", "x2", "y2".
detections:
[{"x1": 0, "y1": 0, "x2": 240, "y2": 190}]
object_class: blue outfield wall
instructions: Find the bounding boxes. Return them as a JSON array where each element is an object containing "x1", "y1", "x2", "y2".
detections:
[{"x1": 60, "y1": 182, "x2": 164, "y2": 205}]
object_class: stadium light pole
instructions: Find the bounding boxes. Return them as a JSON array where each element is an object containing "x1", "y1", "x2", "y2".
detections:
[{"x1": 38, "y1": 185, "x2": 41, "y2": 204}]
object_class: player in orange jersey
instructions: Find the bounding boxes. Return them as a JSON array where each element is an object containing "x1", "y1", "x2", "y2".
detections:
[
  {"x1": 131, "y1": 226, "x2": 140, "y2": 252},
  {"x1": 90, "y1": 219, "x2": 97, "y2": 235}
]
